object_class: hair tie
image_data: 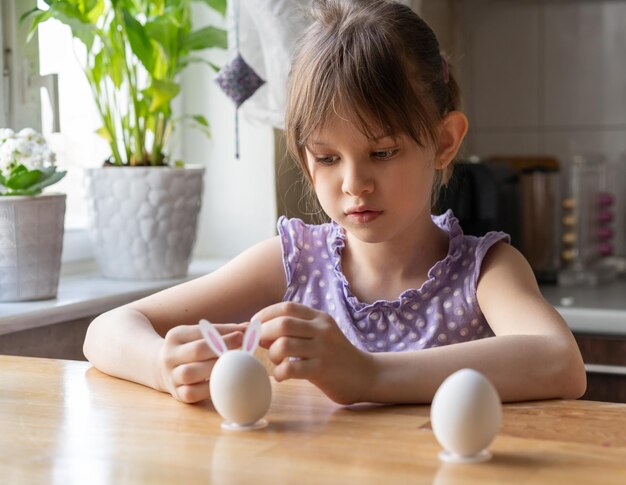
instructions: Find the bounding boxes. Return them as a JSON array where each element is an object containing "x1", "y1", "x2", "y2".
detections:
[{"x1": 441, "y1": 57, "x2": 449, "y2": 84}]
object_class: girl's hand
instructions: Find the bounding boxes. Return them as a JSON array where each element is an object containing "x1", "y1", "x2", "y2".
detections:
[
  {"x1": 253, "y1": 302, "x2": 374, "y2": 405},
  {"x1": 156, "y1": 323, "x2": 246, "y2": 403}
]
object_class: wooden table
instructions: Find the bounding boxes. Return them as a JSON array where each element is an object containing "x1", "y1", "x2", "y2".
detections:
[{"x1": 1, "y1": 355, "x2": 625, "y2": 484}]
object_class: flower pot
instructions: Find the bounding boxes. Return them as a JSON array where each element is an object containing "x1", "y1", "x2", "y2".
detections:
[
  {"x1": 85, "y1": 166, "x2": 205, "y2": 280},
  {"x1": 0, "y1": 193, "x2": 66, "y2": 301}
]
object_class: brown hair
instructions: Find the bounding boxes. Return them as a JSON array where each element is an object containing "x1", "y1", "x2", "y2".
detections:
[{"x1": 284, "y1": 0, "x2": 461, "y2": 205}]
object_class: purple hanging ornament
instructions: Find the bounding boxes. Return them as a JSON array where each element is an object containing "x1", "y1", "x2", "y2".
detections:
[
  {"x1": 215, "y1": 53, "x2": 265, "y2": 108},
  {"x1": 215, "y1": 0, "x2": 265, "y2": 158}
]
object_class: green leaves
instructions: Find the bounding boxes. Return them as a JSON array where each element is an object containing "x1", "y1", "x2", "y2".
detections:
[
  {"x1": 3, "y1": 165, "x2": 40, "y2": 190},
  {"x1": 22, "y1": 0, "x2": 103, "y2": 49},
  {"x1": 183, "y1": 26, "x2": 227, "y2": 52},
  {"x1": 145, "y1": 79, "x2": 180, "y2": 112},
  {"x1": 122, "y1": 8, "x2": 155, "y2": 73},
  {"x1": 0, "y1": 165, "x2": 67, "y2": 197},
  {"x1": 23, "y1": 168, "x2": 68, "y2": 195},
  {"x1": 145, "y1": 15, "x2": 179, "y2": 61},
  {"x1": 86, "y1": 0, "x2": 105, "y2": 23},
  {"x1": 25, "y1": 0, "x2": 227, "y2": 166},
  {"x1": 195, "y1": 0, "x2": 227, "y2": 17}
]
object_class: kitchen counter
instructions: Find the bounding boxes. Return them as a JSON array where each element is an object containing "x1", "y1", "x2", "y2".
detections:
[
  {"x1": 541, "y1": 281, "x2": 626, "y2": 403},
  {"x1": 1, "y1": 355, "x2": 625, "y2": 484},
  {"x1": 540, "y1": 280, "x2": 626, "y2": 335}
]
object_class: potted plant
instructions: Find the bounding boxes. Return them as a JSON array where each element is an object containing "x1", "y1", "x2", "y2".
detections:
[
  {"x1": 23, "y1": 0, "x2": 227, "y2": 279},
  {"x1": 0, "y1": 128, "x2": 67, "y2": 301}
]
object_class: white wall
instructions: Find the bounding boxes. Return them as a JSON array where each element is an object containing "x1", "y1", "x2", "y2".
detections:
[{"x1": 181, "y1": 7, "x2": 276, "y2": 260}]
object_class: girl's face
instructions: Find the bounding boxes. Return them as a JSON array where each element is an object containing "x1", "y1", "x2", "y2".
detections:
[{"x1": 304, "y1": 112, "x2": 438, "y2": 244}]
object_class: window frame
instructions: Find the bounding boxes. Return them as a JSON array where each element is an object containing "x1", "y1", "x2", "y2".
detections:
[
  {"x1": 1, "y1": 0, "x2": 42, "y2": 130},
  {"x1": 2, "y1": 0, "x2": 94, "y2": 266},
  {"x1": 0, "y1": 1, "x2": 7, "y2": 127}
]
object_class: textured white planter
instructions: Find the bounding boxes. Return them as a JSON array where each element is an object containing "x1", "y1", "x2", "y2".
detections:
[
  {"x1": 85, "y1": 166, "x2": 205, "y2": 280},
  {"x1": 0, "y1": 193, "x2": 66, "y2": 301}
]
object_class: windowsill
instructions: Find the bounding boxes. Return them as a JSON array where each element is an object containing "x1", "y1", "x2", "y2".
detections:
[{"x1": 0, "y1": 258, "x2": 229, "y2": 336}]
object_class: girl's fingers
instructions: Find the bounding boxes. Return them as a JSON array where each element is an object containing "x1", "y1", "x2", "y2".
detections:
[
  {"x1": 252, "y1": 301, "x2": 320, "y2": 324},
  {"x1": 165, "y1": 323, "x2": 247, "y2": 345},
  {"x1": 169, "y1": 329, "x2": 244, "y2": 365},
  {"x1": 267, "y1": 336, "x2": 315, "y2": 365},
  {"x1": 260, "y1": 315, "x2": 319, "y2": 347},
  {"x1": 215, "y1": 323, "x2": 249, "y2": 335},
  {"x1": 254, "y1": 303, "x2": 333, "y2": 348},
  {"x1": 272, "y1": 356, "x2": 316, "y2": 382},
  {"x1": 175, "y1": 381, "x2": 211, "y2": 404},
  {"x1": 172, "y1": 361, "x2": 215, "y2": 386}
]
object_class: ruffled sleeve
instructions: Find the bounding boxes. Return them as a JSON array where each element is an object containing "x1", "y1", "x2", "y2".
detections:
[
  {"x1": 472, "y1": 230, "x2": 511, "y2": 287},
  {"x1": 277, "y1": 216, "x2": 305, "y2": 287},
  {"x1": 429, "y1": 210, "x2": 465, "y2": 271}
]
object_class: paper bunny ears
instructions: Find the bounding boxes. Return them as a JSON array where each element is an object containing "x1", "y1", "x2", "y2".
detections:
[{"x1": 199, "y1": 319, "x2": 261, "y2": 356}]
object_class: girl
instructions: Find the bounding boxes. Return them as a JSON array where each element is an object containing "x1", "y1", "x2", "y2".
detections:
[{"x1": 84, "y1": 0, "x2": 586, "y2": 405}]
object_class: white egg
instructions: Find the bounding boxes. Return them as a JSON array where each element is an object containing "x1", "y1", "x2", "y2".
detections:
[
  {"x1": 210, "y1": 350, "x2": 272, "y2": 427},
  {"x1": 430, "y1": 368, "x2": 501, "y2": 461}
]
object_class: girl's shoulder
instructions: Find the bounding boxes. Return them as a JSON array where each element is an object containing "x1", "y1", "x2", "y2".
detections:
[{"x1": 430, "y1": 210, "x2": 510, "y2": 290}]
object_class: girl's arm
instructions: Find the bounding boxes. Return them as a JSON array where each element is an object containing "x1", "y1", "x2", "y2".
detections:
[
  {"x1": 366, "y1": 242, "x2": 587, "y2": 403},
  {"x1": 83, "y1": 236, "x2": 287, "y2": 401},
  {"x1": 258, "y1": 243, "x2": 586, "y2": 404}
]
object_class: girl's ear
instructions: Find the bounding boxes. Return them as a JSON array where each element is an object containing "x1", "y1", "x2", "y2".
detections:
[
  {"x1": 243, "y1": 320, "x2": 262, "y2": 354},
  {"x1": 199, "y1": 319, "x2": 228, "y2": 357},
  {"x1": 435, "y1": 111, "x2": 468, "y2": 170}
]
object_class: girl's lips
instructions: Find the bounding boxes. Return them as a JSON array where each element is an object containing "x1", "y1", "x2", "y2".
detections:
[{"x1": 346, "y1": 210, "x2": 382, "y2": 223}]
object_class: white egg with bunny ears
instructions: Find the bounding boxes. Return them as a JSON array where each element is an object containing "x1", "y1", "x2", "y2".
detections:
[
  {"x1": 199, "y1": 319, "x2": 272, "y2": 431},
  {"x1": 430, "y1": 368, "x2": 502, "y2": 463}
]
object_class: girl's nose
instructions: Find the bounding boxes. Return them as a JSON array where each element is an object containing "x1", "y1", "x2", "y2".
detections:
[{"x1": 341, "y1": 160, "x2": 374, "y2": 196}]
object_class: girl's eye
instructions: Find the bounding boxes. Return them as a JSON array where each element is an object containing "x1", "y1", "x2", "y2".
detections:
[
  {"x1": 373, "y1": 148, "x2": 399, "y2": 160},
  {"x1": 315, "y1": 155, "x2": 339, "y2": 165}
]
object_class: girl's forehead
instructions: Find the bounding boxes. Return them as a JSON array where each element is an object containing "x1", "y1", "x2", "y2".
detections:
[{"x1": 309, "y1": 109, "x2": 395, "y2": 143}]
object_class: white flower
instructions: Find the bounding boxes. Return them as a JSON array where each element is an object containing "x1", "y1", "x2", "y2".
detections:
[
  {"x1": 0, "y1": 128, "x2": 15, "y2": 142},
  {"x1": 18, "y1": 127, "x2": 38, "y2": 137},
  {"x1": 18, "y1": 127, "x2": 46, "y2": 146},
  {"x1": 0, "y1": 127, "x2": 56, "y2": 178}
]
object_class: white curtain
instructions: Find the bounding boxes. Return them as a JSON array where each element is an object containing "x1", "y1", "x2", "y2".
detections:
[{"x1": 230, "y1": 0, "x2": 420, "y2": 129}]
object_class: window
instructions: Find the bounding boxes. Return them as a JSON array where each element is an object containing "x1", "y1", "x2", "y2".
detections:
[
  {"x1": 2, "y1": 0, "x2": 108, "y2": 263},
  {"x1": 37, "y1": 0, "x2": 110, "y2": 232}
]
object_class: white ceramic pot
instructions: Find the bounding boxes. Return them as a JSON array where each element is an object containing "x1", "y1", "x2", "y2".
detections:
[
  {"x1": 0, "y1": 193, "x2": 66, "y2": 301},
  {"x1": 84, "y1": 166, "x2": 205, "y2": 280}
]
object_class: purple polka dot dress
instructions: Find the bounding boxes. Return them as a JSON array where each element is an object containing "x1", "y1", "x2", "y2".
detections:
[{"x1": 278, "y1": 210, "x2": 509, "y2": 353}]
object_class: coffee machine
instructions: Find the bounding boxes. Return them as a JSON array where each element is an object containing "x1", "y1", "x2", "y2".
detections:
[{"x1": 436, "y1": 156, "x2": 562, "y2": 283}]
